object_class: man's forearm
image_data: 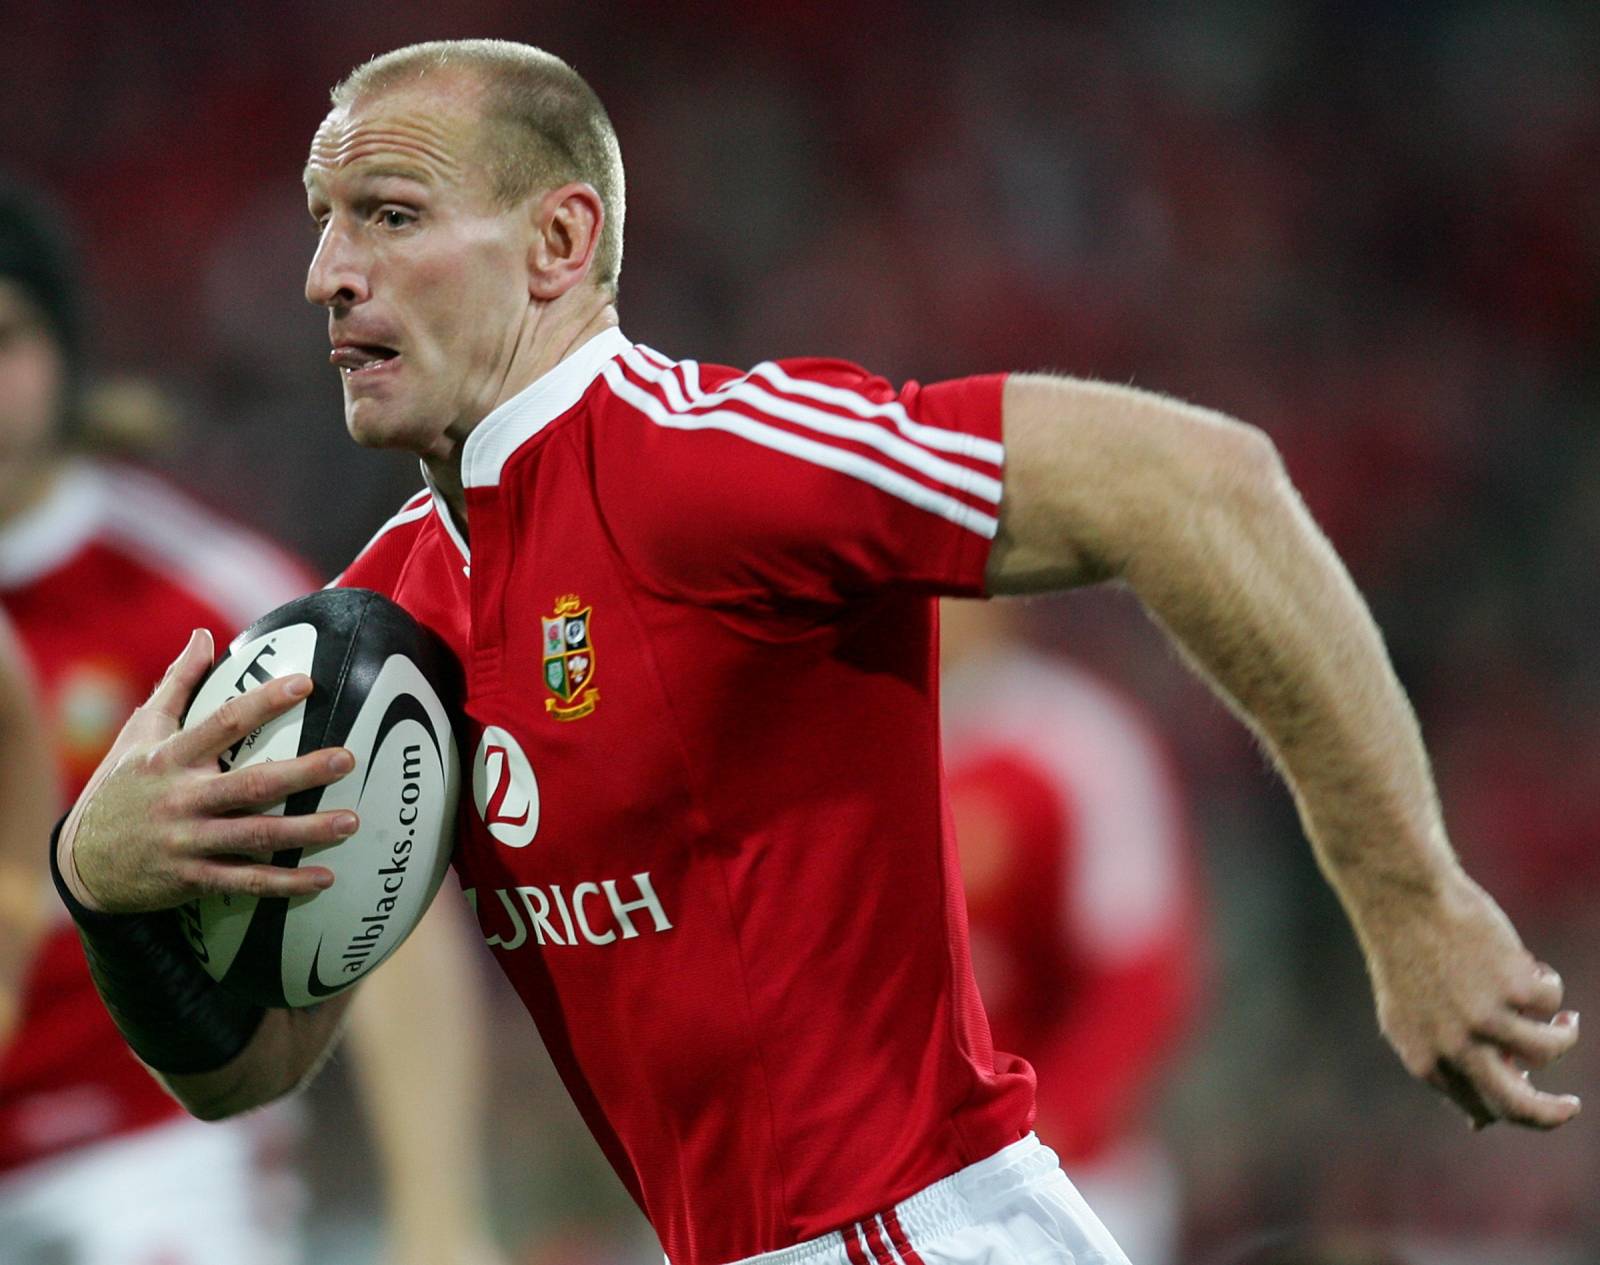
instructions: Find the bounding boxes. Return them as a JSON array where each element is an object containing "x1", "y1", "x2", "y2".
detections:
[
  {"x1": 990, "y1": 374, "x2": 1458, "y2": 907},
  {"x1": 50, "y1": 815, "x2": 352, "y2": 1118},
  {"x1": 1119, "y1": 425, "x2": 1455, "y2": 903},
  {"x1": 987, "y1": 375, "x2": 1584, "y2": 1133}
]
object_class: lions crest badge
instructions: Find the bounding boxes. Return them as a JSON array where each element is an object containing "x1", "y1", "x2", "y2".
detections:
[{"x1": 541, "y1": 594, "x2": 599, "y2": 721}]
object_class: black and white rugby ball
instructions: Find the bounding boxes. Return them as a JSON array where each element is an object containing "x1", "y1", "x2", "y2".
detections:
[{"x1": 178, "y1": 588, "x2": 461, "y2": 1008}]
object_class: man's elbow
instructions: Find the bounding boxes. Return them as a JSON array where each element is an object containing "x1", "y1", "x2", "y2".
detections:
[
  {"x1": 160, "y1": 988, "x2": 349, "y2": 1122},
  {"x1": 991, "y1": 375, "x2": 1294, "y2": 592},
  {"x1": 1170, "y1": 398, "x2": 1284, "y2": 500},
  {"x1": 1211, "y1": 420, "x2": 1302, "y2": 533},
  {"x1": 182, "y1": 1092, "x2": 251, "y2": 1124},
  {"x1": 162, "y1": 1062, "x2": 305, "y2": 1123},
  {"x1": 1223, "y1": 417, "x2": 1286, "y2": 487}
]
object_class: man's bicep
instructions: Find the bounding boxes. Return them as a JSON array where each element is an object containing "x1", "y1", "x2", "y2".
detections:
[
  {"x1": 986, "y1": 376, "x2": 1107, "y2": 593},
  {"x1": 986, "y1": 373, "x2": 1269, "y2": 595}
]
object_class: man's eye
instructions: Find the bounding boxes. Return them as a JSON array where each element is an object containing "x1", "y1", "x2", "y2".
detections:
[{"x1": 379, "y1": 208, "x2": 414, "y2": 229}]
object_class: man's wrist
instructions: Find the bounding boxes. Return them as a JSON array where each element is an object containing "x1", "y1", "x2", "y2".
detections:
[
  {"x1": 50, "y1": 810, "x2": 110, "y2": 916},
  {"x1": 47, "y1": 814, "x2": 267, "y2": 1075},
  {"x1": 1313, "y1": 810, "x2": 1459, "y2": 895},
  {"x1": 1334, "y1": 852, "x2": 1473, "y2": 952},
  {"x1": 53, "y1": 803, "x2": 110, "y2": 913}
]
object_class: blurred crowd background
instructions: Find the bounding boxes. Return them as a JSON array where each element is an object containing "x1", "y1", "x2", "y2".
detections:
[{"x1": 4, "y1": 0, "x2": 1597, "y2": 1261}]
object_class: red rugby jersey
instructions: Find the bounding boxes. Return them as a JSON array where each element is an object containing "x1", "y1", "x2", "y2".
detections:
[
  {"x1": 0, "y1": 462, "x2": 315, "y2": 1172},
  {"x1": 337, "y1": 329, "x2": 1033, "y2": 1265},
  {"x1": 941, "y1": 651, "x2": 1205, "y2": 1165}
]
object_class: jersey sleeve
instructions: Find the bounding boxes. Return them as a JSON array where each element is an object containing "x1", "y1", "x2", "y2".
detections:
[
  {"x1": 332, "y1": 489, "x2": 473, "y2": 667},
  {"x1": 593, "y1": 349, "x2": 1007, "y2": 609}
]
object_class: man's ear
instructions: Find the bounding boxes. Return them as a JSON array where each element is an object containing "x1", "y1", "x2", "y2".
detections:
[{"x1": 528, "y1": 182, "x2": 604, "y2": 300}]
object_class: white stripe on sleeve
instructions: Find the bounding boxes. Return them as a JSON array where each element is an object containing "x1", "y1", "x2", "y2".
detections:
[
  {"x1": 751, "y1": 359, "x2": 1004, "y2": 465},
  {"x1": 633, "y1": 345, "x2": 1003, "y2": 467},
  {"x1": 602, "y1": 360, "x2": 1000, "y2": 539},
  {"x1": 622, "y1": 349, "x2": 1003, "y2": 505}
]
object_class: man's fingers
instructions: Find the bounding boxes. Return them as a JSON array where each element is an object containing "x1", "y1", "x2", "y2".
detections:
[
  {"x1": 187, "y1": 856, "x2": 337, "y2": 901},
  {"x1": 1430, "y1": 1057, "x2": 1496, "y2": 1129},
  {"x1": 145, "y1": 629, "x2": 215, "y2": 723},
  {"x1": 1514, "y1": 962, "x2": 1565, "y2": 1019},
  {"x1": 193, "y1": 808, "x2": 360, "y2": 856},
  {"x1": 166, "y1": 673, "x2": 313, "y2": 767},
  {"x1": 1437, "y1": 1047, "x2": 1582, "y2": 1131},
  {"x1": 188, "y1": 748, "x2": 355, "y2": 816},
  {"x1": 1476, "y1": 1008, "x2": 1580, "y2": 1071},
  {"x1": 1468, "y1": 1045, "x2": 1582, "y2": 1130}
]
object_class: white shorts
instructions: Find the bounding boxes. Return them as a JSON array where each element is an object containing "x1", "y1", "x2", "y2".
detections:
[
  {"x1": 716, "y1": 1135, "x2": 1133, "y2": 1265},
  {"x1": 0, "y1": 1111, "x2": 304, "y2": 1265}
]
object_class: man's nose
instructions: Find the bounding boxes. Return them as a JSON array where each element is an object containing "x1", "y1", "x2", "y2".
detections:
[{"x1": 305, "y1": 222, "x2": 370, "y2": 308}]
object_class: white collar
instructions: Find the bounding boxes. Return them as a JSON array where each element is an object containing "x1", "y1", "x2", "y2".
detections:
[
  {"x1": 0, "y1": 462, "x2": 105, "y2": 589},
  {"x1": 419, "y1": 326, "x2": 631, "y2": 563},
  {"x1": 460, "y1": 326, "x2": 631, "y2": 491}
]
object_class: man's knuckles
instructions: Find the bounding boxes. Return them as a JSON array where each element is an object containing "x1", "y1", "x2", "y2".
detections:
[
  {"x1": 207, "y1": 695, "x2": 251, "y2": 738},
  {"x1": 227, "y1": 764, "x2": 280, "y2": 808},
  {"x1": 1390, "y1": 1028, "x2": 1456, "y2": 1080},
  {"x1": 1397, "y1": 1023, "x2": 1515, "y2": 1085},
  {"x1": 218, "y1": 819, "x2": 283, "y2": 855}
]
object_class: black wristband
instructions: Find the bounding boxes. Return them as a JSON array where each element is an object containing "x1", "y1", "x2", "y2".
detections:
[{"x1": 48, "y1": 816, "x2": 267, "y2": 1075}]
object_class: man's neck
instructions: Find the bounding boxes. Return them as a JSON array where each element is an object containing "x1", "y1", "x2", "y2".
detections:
[
  {"x1": 424, "y1": 299, "x2": 621, "y2": 539},
  {"x1": 422, "y1": 455, "x2": 469, "y2": 544}
]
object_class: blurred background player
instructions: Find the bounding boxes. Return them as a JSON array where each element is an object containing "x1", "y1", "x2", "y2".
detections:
[
  {"x1": 0, "y1": 611, "x2": 55, "y2": 1053},
  {"x1": 0, "y1": 176, "x2": 506, "y2": 1265},
  {"x1": 941, "y1": 597, "x2": 1206, "y2": 1265}
]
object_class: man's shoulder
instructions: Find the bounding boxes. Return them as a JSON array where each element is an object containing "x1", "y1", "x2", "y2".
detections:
[
  {"x1": 594, "y1": 345, "x2": 892, "y2": 422},
  {"x1": 334, "y1": 486, "x2": 445, "y2": 592},
  {"x1": 334, "y1": 487, "x2": 469, "y2": 660},
  {"x1": 585, "y1": 344, "x2": 911, "y2": 501},
  {"x1": 576, "y1": 344, "x2": 1004, "y2": 603}
]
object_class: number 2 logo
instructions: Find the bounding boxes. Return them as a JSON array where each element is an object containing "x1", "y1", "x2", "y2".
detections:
[{"x1": 471, "y1": 726, "x2": 540, "y2": 848}]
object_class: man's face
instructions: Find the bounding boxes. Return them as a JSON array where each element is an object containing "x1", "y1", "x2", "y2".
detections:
[
  {"x1": 0, "y1": 279, "x2": 65, "y2": 510},
  {"x1": 304, "y1": 76, "x2": 537, "y2": 456}
]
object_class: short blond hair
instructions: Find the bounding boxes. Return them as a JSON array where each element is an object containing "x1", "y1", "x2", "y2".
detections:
[{"x1": 332, "y1": 39, "x2": 625, "y2": 292}]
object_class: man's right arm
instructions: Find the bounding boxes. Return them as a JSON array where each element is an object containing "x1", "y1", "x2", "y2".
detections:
[
  {"x1": 53, "y1": 628, "x2": 361, "y2": 1118},
  {"x1": 987, "y1": 372, "x2": 1580, "y2": 1131}
]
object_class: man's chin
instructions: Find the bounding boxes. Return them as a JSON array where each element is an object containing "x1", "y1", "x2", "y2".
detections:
[{"x1": 343, "y1": 399, "x2": 426, "y2": 453}]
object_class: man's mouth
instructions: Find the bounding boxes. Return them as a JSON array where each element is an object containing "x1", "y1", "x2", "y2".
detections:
[{"x1": 330, "y1": 344, "x2": 401, "y2": 375}]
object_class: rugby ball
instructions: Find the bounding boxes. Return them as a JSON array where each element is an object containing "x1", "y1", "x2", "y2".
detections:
[{"x1": 177, "y1": 588, "x2": 462, "y2": 1008}]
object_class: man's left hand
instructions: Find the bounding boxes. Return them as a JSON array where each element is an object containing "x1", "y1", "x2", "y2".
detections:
[{"x1": 1360, "y1": 870, "x2": 1580, "y2": 1130}]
